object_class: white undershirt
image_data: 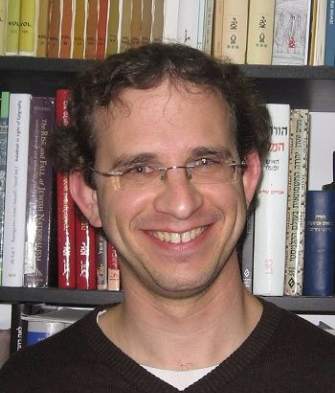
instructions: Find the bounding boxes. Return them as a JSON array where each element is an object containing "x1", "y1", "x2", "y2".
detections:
[{"x1": 97, "y1": 310, "x2": 218, "y2": 390}]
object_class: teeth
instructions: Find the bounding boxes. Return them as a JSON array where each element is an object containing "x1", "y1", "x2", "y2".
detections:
[{"x1": 152, "y1": 227, "x2": 204, "y2": 244}]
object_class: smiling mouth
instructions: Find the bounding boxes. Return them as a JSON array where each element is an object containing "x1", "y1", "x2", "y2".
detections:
[{"x1": 151, "y1": 227, "x2": 206, "y2": 244}]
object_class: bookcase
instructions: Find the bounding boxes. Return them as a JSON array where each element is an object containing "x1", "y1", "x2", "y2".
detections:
[{"x1": 0, "y1": 56, "x2": 335, "y2": 314}]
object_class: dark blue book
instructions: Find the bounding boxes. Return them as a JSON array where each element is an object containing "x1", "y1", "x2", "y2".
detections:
[
  {"x1": 325, "y1": 0, "x2": 335, "y2": 66},
  {"x1": 303, "y1": 191, "x2": 335, "y2": 296}
]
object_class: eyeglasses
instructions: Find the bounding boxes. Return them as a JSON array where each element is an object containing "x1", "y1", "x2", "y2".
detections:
[{"x1": 89, "y1": 157, "x2": 246, "y2": 191}]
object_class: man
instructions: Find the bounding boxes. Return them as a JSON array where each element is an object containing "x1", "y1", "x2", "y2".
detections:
[{"x1": 1, "y1": 43, "x2": 335, "y2": 392}]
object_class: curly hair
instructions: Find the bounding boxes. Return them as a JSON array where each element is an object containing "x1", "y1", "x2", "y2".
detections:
[{"x1": 47, "y1": 43, "x2": 271, "y2": 188}]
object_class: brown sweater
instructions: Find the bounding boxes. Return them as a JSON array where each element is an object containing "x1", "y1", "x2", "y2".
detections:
[{"x1": 1, "y1": 300, "x2": 335, "y2": 393}]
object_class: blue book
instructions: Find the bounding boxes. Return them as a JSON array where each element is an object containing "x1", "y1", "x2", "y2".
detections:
[
  {"x1": 303, "y1": 191, "x2": 335, "y2": 296},
  {"x1": 325, "y1": 0, "x2": 335, "y2": 65}
]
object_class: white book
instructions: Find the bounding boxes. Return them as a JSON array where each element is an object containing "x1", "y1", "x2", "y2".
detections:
[
  {"x1": 253, "y1": 103, "x2": 291, "y2": 296},
  {"x1": 197, "y1": 0, "x2": 206, "y2": 50},
  {"x1": 203, "y1": 0, "x2": 214, "y2": 55},
  {"x1": 177, "y1": 0, "x2": 200, "y2": 48},
  {"x1": 272, "y1": 0, "x2": 312, "y2": 65},
  {"x1": 162, "y1": 0, "x2": 179, "y2": 43},
  {"x1": 2, "y1": 93, "x2": 31, "y2": 287}
]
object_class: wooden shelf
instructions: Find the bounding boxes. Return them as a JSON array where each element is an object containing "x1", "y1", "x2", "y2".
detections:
[{"x1": 0, "y1": 287, "x2": 335, "y2": 313}]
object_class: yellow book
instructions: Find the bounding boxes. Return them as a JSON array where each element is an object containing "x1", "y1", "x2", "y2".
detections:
[
  {"x1": 151, "y1": 0, "x2": 164, "y2": 43},
  {"x1": 246, "y1": 0, "x2": 276, "y2": 65},
  {"x1": 212, "y1": 0, "x2": 224, "y2": 58},
  {"x1": 130, "y1": 0, "x2": 141, "y2": 48},
  {"x1": 36, "y1": 0, "x2": 50, "y2": 57},
  {"x1": 106, "y1": 0, "x2": 120, "y2": 55},
  {"x1": 5, "y1": 0, "x2": 21, "y2": 55},
  {"x1": 19, "y1": 0, "x2": 38, "y2": 56},
  {"x1": 72, "y1": 0, "x2": 87, "y2": 59},
  {"x1": 119, "y1": 0, "x2": 131, "y2": 52},
  {"x1": 221, "y1": 0, "x2": 249, "y2": 64},
  {"x1": 0, "y1": 0, "x2": 7, "y2": 56},
  {"x1": 140, "y1": 0, "x2": 152, "y2": 45}
]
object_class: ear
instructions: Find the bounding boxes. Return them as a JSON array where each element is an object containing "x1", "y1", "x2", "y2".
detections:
[
  {"x1": 242, "y1": 151, "x2": 262, "y2": 209},
  {"x1": 69, "y1": 170, "x2": 102, "y2": 228}
]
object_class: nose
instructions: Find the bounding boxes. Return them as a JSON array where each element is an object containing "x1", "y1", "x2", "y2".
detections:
[{"x1": 153, "y1": 168, "x2": 204, "y2": 220}]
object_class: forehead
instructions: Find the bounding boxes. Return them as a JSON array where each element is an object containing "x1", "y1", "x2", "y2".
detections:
[{"x1": 94, "y1": 81, "x2": 236, "y2": 160}]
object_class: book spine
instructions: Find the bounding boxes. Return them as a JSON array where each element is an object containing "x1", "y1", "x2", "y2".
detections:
[
  {"x1": 197, "y1": 0, "x2": 206, "y2": 50},
  {"x1": 151, "y1": 0, "x2": 164, "y2": 44},
  {"x1": 0, "y1": 0, "x2": 7, "y2": 56},
  {"x1": 272, "y1": 0, "x2": 312, "y2": 66},
  {"x1": 24, "y1": 97, "x2": 55, "y2": 288},
  {"x1": 9, "y1": 304, "x2": 28, "y2": 353},
  {"x1": 2, "y1": 93, "x2": 31, "y2": 287},
  {"x1": 96, "y1": 229, "x2": 108, "y2": 290},
  {"x1": 36, "y1": 0, "x2": 50, "y2": 57},
  {"x1": 253, "y1": 103, "x2": 290, "y2": 296},
  {"x1": 18, "y1": 0, "x2": 38, "y2": 56},
  {"x1": 284, "y1": 109, "x2": 310, "y2": 296},
  {"x1": 140, "y1": 0, "x2": 152, "y2": 46},
  {"x1": 212, "y1": 0, "x2": 224, "y2": 58},
  {"x1": 177, "y1": 0, "x2": 200, "y2": 48},
  {"x1": 48, "y1": 0, "x2": 61, "y2": 58},
  {"x1": 310, "y1": 0, "x2": 327, "y2": 66},
  {"x1": 130, "y1": 0, "x2": 141, "y2": 48},
  {"x1": 246, "y1": 0, "x2": 276, "y2": 65},
  {"x1": 5, "y1": 0, "x2": 21, "y2": 55},
  {"x1": 119, "y1": 0, "x2": 131, "y2": 52},
  {"x1": 0, "y1": 91, "x2": 9, "y2": 285},
  {"x1": 85, "y1": 0, "x2": 98, "y2": 59},
  {"x1": 162, "y1": 0, "x2": 179, "y2": 44},
  {"x1": 203, "y1": 0, "x2": 214, "y2": 55},
  {"x1": 303, "y1": 190, "x2": 335, "y2": 296},
  {"x1": 59, "y1": 0, "x2": 74, "y2": 58},
  {"x1": 75, "y1": 216, "x2": 97, "y2": 290},
  {"x1": 107, "y1": 242, "x2": 121, "y2": 291},
  {"x1": 221, "y1": 0, "x2": 249, "y2": 64},
  {"x1": 325, "y1": 0, "x2": 335, "y2": 65},
  {"x1": 72, "y1": 0, "x2": 87, "y2": 59},
  {"x1": 56, "y1": 89, "x2": 76, "y2": 289},
  {"x1": 96, "y1": 0, "x2": 109, "y2": 58},
  {"x1": 240, "y1": 211, "x2": 255, "y2": 292},
  {"x1": 106, "y1": 0, "x2": 120, "y2": 55}
]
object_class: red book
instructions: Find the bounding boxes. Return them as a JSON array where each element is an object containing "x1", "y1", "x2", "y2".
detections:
[
  {"x1": 55, "y1": 89, "x2": 76, "y2": 289},
  {"x1": 107, "y1": 242, "x2": 121, "y2": 291},
  {"x1": 75, "y1": 216, "x2": 97, "y2": 290},
  {"x1": 96, "y1": 0, "x2": 109, "y2": 59}
]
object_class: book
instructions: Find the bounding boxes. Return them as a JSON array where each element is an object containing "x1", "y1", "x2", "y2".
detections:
[
  {"x1": 177, "y1": 0, "x2": 200, "y2": 48},
  {"x1": 308, "y1": 112, "x2": 335, "y2": 190},
  {"x1": 303, "y1": 190, "x2": 335, "y2": 296},
  {"x1": 55, "y1": 89, "x2": 76, "y2": 289},
  {"x1": 119, "y1": 0, "x2": 131, "y2": 52},
  {"x1": 196, "y1": 0, "x2": 206, "y2": 50},
  {"x1": 0, "y1": 91, "x2": 9, "y2": 285},
  {"x1": 272, "y1": 0, "x2": 312, "y2": 65},
  {"x1": 106, "y1": 0, "x2": 120, "y2": 55},
  {"x1": 203, "y1": 0, "x2": 214, "y2": 55},
  {"x1": 18, "y1": 0, "x2": 38, "y2": 56},
  {"x1": 162, "y1": 0, "x2": 179, "y2": 44},
  {"x1": 48, "y1": 0, "x2": 61, "y2": 58},
  {"x1": 253, "y1": 103, "x2": 290, "y2": 296},
  {"x1": 2, "y1": 93, "x2": 32, "y2": 287},
  {"x1": 75, "y1": 214, "x2": 97, "y2": 290},
  {"x1": 36, "y1": 0, "x2": 50, "y2": 57},
  {"x1": 0, "y1": 0, "x2": 7, "y2": 56},
  {"x1": 107, "y1": 242, "x2": 121, "y2": 290},
  {"x1": 246, "y1": 0, "x2": 276, "y2": 65},
  {"x1": 96, "y1": 0, "x2": 109, "y2": 58},
  {"x1": 221, "y1": 0, "x2": 249, "y2": 63},
  {"x1": 324, "y1": 0, "x2": 335, "y2": 65},
  {"x1": 240, "y1": 210, "x2": 255, "y2": 292},
  {"x1": 140, "y1": 0, "x2": 152, "y2": 46},
  {"x1": 151, "y1": 0, "x2": 164, "y2": 44},
  {"x1": 212, "y1": 0, "x2": 224, "y2": 58},
  {"x1": 5, "y1": 0, "x2": 21, "y2": 55},
  {"x1": 24, "y1": 97, "x2": 56, "y2": 288},
  {"x1": 309, "y1": 0, "x2": 327, "y2": 65},
  {"x1": 284, "y1": 109, "x2": 310, "y2": 296},
  {"x1": 130, "y1": 0, "x2": 141, "y2": 48},
  {"x1": 85, "y1": 0, "x2": 98, "y2": 58},
  {"x1": 96, "y1": 229, "x2": 108, "y2": 290},
  {"x1": 59, "y1": 0, "x2": 74, "y2": 58}
]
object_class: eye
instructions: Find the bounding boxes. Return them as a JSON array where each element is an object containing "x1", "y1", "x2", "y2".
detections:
[
  {"x1": 194, "y1": 157, "x2": 220, "y2": 168},
  {"x1": 124, "y1": 165, "x2": 156, "y2": 176}
]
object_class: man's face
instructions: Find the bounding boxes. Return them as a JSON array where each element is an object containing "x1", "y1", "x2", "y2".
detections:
[{"x1": 90, "y1": 80, "x2": 259, "y2": 300}]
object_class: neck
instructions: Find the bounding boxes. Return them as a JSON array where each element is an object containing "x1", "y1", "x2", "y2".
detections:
[{"x1": 99, "y1": 256, "x2": 262, "y2": 371}]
